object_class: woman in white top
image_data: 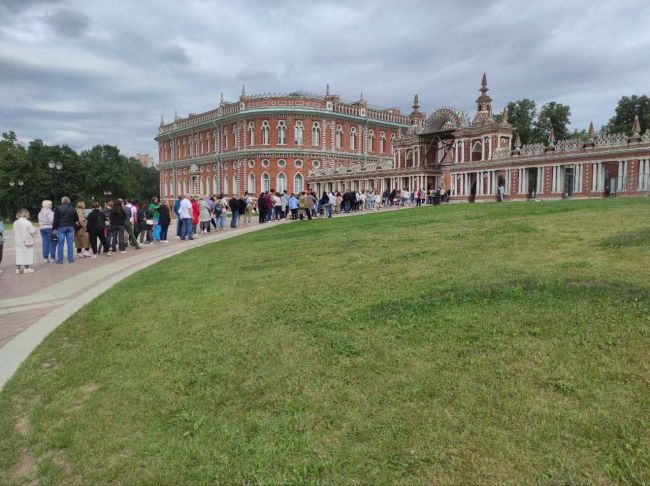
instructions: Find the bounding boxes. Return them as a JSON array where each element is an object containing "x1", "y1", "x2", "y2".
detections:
[
  {"x1": 14, "y1": 208, "x2": 37, "y2": 274},
  {"x1": 38, "y1": 199, "x2": 56, "y2": 262}
]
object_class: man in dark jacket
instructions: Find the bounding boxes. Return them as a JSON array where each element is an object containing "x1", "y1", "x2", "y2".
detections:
[
  {"x1": 52, "y1": 196, "x2": 79, "y2": 264},
  {"x1": 229, "y1": 195, "x2": 239, "y2": 228},
  {"x1": 86, "y1": 202, "x2": 109, "y2": 257},
  {"x1": 173, "y1": 196, "x2": 182, "y2": 238},
  {"x1": 158, "y1": 203, "x2": 171, "y2": 242}
]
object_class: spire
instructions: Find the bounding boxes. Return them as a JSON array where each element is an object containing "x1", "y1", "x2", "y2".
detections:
[
  {"x1": 474, "y1": 73, "x2": 493, "y2": 121},
  {"x1": 241, "y1": 84, "x2": 246, "y2": 96},
  {"x1": 512, "y1": 132, "x2": 522, "y2": 155},
  {"x1": 629, "y1": 114, "x2": 641, "y2": 143},
  {"x1": 587, "y1": 121, "x2": 594, "y2": 140},
  {"x1": 220, "y1": 92, "x2": 224, "y2": 105},
  {"x1": 501, "y1": 107, "x2": 508, "y2": 123},
  {"x1": 360, "y1": 91, "x2": 364, "y2": 102},
  {"x1": 412, "y1": 94, "x2": 420, "y2": 112},
  {"x1": 546, "y1": 128, "x2": 556, "y2": 151},
  {"x1": 326, "y1": 83, "x2": 330, "y2": 96},
  {"x1": 174, "y1": 109, "x2": 178, "y2": 121},
  {"x1": 160, "y1": 114, "x2": 164, "y2": 127}
]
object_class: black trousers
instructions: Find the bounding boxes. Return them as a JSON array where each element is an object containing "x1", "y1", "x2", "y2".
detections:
[{"x1": 89, "y1": 230, "x2": 109, "y2": 255}]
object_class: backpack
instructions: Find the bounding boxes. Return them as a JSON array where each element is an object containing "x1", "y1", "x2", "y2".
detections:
[{"x1": 214, "y1": 204, "x2": 223, "y2": 216}]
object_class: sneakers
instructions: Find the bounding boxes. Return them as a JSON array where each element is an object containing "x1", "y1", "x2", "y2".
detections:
[
  {"x1": 120, "y1": 251, "x2": 126, "y2": 254},
  {"x1": 24, "y1": 268, "x2": 34, "y2": 274},
  {"x1": 83, "y1": 250, "x2": 93, "y2": 257},
  {"x1": 161, "y1": 240, "x2": 169, "y2": 243},
  {"x1": 91, "y1": 254, "x2": 98, "y2": 259},
  {"x1": 107, "y1": 252, "x2": 113, "y2": 257},
  {"x1": 16, "y1": 269, "x2": 21, "y2": 274}
]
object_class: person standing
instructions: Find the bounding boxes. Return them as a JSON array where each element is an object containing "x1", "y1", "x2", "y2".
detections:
[
  {"x1": 191, "y1": 197, "x2": 200, "y2": 235},
  {"x1": 173, "y1": 196, "x2": 182, "y2": 238},
  {"x1": 109, "y1": 200, "x2": 127, "y2": 254},
  {"x1": 75, "y1": 201, "x2": 92, "y2": 257},
  {"x1": 243, "y1": 192, "x2": 253, "y2": 225},
  {"x1": 52, "y1": 196, "x2": 79, "y2": 264},
  {"x1": 215, "y1": 195, "x2": 227, "y2": 230},
  {"x1": 38, "y1": 200, "x2": 56, "y2": 262},
  {"x1": 229, "y1": 195, "x2": 240, "y2": 228},
  {"x1": 158, "y1": 202, "x2": 171, "y2": 242},
  {"x1": 123, "y1": 199, "x2": 141, "y2": 249},
  {"x1": 0, "y1": 220, "x2": 4, "y2": 274},
  {"x1": 136, "y1": 203, "x2": 154, "y2": 245},
  {"x1": 14, "y1": 209, "x2": 37, "y2": 274},
  {"x1": 87, "y1": 201, "x2": 109, "y2": 257},
  {"x1": 149, "y1": 197, "x2": 160, "y2": 241},
  {"x1": 179, "y1": 195, "x2": 193, "y2": 240},
  {"x1": 199, "y1": 197, "x2": 211, "y2": 234}
]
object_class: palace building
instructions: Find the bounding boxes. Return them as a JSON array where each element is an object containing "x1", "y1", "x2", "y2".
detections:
[
  {"x1": 155, "y1": 76, "x2": 650, "y2": 202},
  {"x1": 155, "y1": 86, "x2": 416, "y2": 204}
]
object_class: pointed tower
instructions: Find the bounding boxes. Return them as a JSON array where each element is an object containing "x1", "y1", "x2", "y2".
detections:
[
  {"x1": 512, "y1": 132, "x2": 522, "y2": 155},
  {"x1": 220, "y1": 92, "x2": 224, "y2": 105},
  {"x1": 501, "y1": 107, "x2": 508, "y2": 123},
  {"x1": 473, "y1": 73, "x2": 493, "y2": 124},
  {"x1": 545, "y1": 128, "x2": 556, "y2": 152},
  {"x1": 584, "y1": 122, "x2": 595, "y2": 147},
  {"x1": 160, "y1": 114, "x2": 164, "y2": 128},
  {"x1": 629, "y1": 115, "x2": 641, "y2": 143},
  {"x1": 326, "y1": 83, "x2": 330, "y2": 96},
  {"x1": 409, "y1": 94, "x2": 425, "y2": 124}
]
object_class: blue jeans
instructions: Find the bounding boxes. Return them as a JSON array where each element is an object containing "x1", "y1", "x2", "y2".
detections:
[
  {"x1": 344, "y1": 201, "x2": 351, "y2": 213},
  {"x1": 56, "y1": 226, "x2": 74, "y2": 263},
  {"x1": 181, "y1": 218, "x2": 193, "y2": 239},
  {"x1": 217, "y1": 213, "x2": 225, "y2": 229},
  {"x1": 176, "y1": 217, "x2": 182, "y2": 237},
  {"x1": 230, "y1": 212, "x2": 239, "y2": 228},
  {"x1": 40, "y1": 228, "x2": 55, "y2": 260}
]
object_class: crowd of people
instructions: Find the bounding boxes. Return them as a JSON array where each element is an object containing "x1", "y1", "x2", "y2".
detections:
[{"x1": 2, "y1": 186, "x2": 448, "y2": 275}]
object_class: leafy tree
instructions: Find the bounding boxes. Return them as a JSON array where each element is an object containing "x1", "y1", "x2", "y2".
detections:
[
  {"x1": 534, "y1": 102, "x2": 571, "y2": 142},
  {"x1": 606, "y1": 95, "x2": 650, "y2": 135},
  {"x1": 504, "y1": 99, "x2": 537, "y2": 145}
]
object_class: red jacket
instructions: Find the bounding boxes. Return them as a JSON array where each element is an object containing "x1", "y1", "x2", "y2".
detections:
[{"x1": 191, "y1": 200, "x2": 199, "y2": 225}]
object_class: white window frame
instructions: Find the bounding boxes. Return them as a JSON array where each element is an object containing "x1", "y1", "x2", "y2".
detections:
[
  {"x1": 312, "y1": 122, "x2": 320, "y2": 146},
  {"x1": 262, "y1": 121, "x2": 270, "y2": 145},
  {"x1": 294, "y1": 121, "x2": 304, "y2": 145},
  {"x1": 277, "y1": 120, "x2": 287, "y2": 145}
]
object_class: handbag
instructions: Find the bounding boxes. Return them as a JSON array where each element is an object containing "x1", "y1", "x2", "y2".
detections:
[
  {"x1": 146, "y1": 219, "x2": 154, "y2": 226},
  {"x1": 24, "y1": 235, "x2": 34, "y2": 246}
]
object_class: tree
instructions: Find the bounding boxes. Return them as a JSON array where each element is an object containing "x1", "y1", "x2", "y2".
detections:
[
  {"x1": 504, "y1": 99, "x2": 537, "y2": 145},
  {"x1": 607, "y1": 95, "x2": 650, "y2": 135},
  {"x1": 534, "y1": 102, "x2": 571, "y2": 142}
]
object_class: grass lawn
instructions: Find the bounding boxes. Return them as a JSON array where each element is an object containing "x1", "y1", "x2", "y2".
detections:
[{"x1": 1, "y1": 198, "x2": 649, "y2": 484}]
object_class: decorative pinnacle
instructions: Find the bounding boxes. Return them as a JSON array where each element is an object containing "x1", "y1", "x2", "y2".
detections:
[
  {"x1": 548, "y1": 128, "x2": 556, "y2": 145},
  {"x1": 412, "y1": 94, "x2": 420, "y2": 111},
  {"x1": 241, "y1": 84, "x2": 246, "y2": 96},
  {"x1": 501, "y1": 106, "x2": 508, "y2": 123},
  {"x1": 360, "y1": 91, "x2": 364, "y2": 102},
  {"x1": 326, "y1": 83, "x2": 330, "y2": 96},
  {"x1": 587, "y1": 121, "x2": 594, "y2": 140},
  {"x1": 514, "y1": 132, "x2": 521, "y2": 148},
  {"x1": 160, "y1": 114, "x2": 164, "y2": 126},
  {"x1": 220, "y1": 92, "x2": 224, "y2": 104},
  {"x1": 481, "y1": 72, "x2": 487, "y2": 88}
]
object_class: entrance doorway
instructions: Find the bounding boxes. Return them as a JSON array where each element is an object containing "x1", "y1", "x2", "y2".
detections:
[
  {"x1": 527, "y1": 169, "x2": 537, "y2": 199},
  {"x1": 564, "y1": 166, "x2": 574, "y2": 197}
]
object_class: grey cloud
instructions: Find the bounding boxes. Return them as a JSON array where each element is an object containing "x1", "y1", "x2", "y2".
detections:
[{"x1": 45, "y1": 8, "x2": 90, "y2": 37}]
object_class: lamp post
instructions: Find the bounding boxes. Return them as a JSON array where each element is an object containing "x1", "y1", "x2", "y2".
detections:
[
  {"x1": 103, "y1": 190, "x2": 112, "y2": 202},
  {"x1": 48, "y1": 159, "x2": 63, "y2": 204}
]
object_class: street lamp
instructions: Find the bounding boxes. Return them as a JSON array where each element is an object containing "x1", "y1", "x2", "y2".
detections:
[
  {"x1": 9, "y1": 180, "x2": 24, "y2": 217},
  {"x1": 103, "y1": 190, "x2": 112, "y2": 201},
  {"x1": 48, "y1": 159, "x2": 63, "y2": 204}
]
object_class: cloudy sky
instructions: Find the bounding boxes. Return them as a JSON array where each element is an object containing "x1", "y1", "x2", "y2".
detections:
[{"x1": 1, "y1": 0, "x2": 649, "y2": 161}]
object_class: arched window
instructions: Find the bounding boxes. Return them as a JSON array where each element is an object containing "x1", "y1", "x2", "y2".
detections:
[
  {"x1": 262, "y1": 172, "x2": 270, "y2": 192},
  {"x1": 390, "y1": 133, "x2": 396, "y2": 154},
  {"x1": 214, "y1": 175, "x2": 218, "y2": 194},
  {"x1": 350, "y1": 127, "x2": 357, "y2": 150},
  {"x1": 262, "y1": 121, "x2": 270, "y2": 145},
  {"x1": 232, "y1": 125, "x2": 237, "y2": 148},
  {"x1": 248, "y1": 121, "x2": 255, "y2": 146},
  {"x1": 294, "y1": 121, "x2": 303, "y2": 145},
  {"x1": 380, "y1": 132, "x2": 386, "y2": 153},
  {"x1": 232, "y1": 174, "x2": 239, "y2": 194},
  {"x1": 248, "y1": 172, "x2": 256, "y2": 194},
  {"x1": 406, "y1": 150, "x2": 414, "y2": 167},
  {"x1": 222, "y1": 129, "x2": 228, "y2": 150},
  {"x1": 294, "y1": 173, "x2": 304, "y2": 193},
  {"x1": 335, "y1": 125, "x2": 342, "y2": 149},
  {"x1": 312, "y1": 122, "x2": 320, "y2": 146},
  {"x1": 277, "y1": 172, "x2": 287, "y2": 192},
  {"x1": 368, "y1": 129, "x2": 375, "y2": 152},
  {"x1": 277, "y1": 120, "x2": 287, "y2": 145},
  {"x1": 471, "y1": 141, "x2": 483, "y2": 161},
  {"x1": 223, "y1": 176, "x2": 229, "y2": 194}
]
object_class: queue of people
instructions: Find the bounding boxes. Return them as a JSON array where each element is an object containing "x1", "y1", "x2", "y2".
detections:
[{"x1": 4, "y1": 186, "x2": 447, "y2": 275}]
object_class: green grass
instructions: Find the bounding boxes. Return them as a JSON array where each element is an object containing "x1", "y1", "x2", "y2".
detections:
[{"x1": 1, "y1": 198, "x2": 650, "y2": 484}]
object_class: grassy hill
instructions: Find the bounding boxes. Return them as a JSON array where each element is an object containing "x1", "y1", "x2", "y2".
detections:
[{"x1": 1, "y1": 198, "x2": 649, "y2": 484}]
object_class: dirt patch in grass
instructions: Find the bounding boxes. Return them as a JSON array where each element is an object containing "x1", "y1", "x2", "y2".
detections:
[{"x1": 10, "y1": 448, "x2": 36, "y2": 484}]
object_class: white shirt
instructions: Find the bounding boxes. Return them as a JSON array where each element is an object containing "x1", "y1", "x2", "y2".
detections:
[{"x1": 179, "y1": 198, "x2": 192, "y2": 219}]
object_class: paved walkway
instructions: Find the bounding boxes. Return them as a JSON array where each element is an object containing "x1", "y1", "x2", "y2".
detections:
[{"x1": 0, "y1": 207, "x2": 406, "y2": 389}]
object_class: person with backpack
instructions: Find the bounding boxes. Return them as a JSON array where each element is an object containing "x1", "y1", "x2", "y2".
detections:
[
  {"x1": 136, "y1": 202, "x2": 154, "y2": 245},
  {"x1": 52, "y1": 196, "x2": 79, "y2": 264},
  {"x1": 214, "y1": 195, "x2": 227, "y2": 230}
]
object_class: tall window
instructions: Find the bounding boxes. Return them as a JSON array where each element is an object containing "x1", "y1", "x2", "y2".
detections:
[
  {"x1": 232, "y1": 174, "x2": 239, "y2": 194},
  {"x1": 312, "y1": 122, "x2": 320, "y2": 146},
  {"x1": 380, "y1": 132, "x2": 385, "y2": 153},
  {"x1": 222, "y1": 130, "x2": 228, "y2": 150},
  {"x1": 248, "y1": 122, "x2": 255, "y2": 146},
  {"x1": 223, "y1": 176, "x2": 229, "y2": 194},
  {"x1": 262, "y1": 172, "x2": 270, "y2": 192},
  {"x1": 277, "y1": 120, "x2": 287, "y2": 145},
  {"x1": 350, "y1": 127, "x2": 357, "y2": 151},
  {"x1": 368, "y1": 130, "x2": 374, "y2": 153},
  {"x1": 247, "y1": 173, "x2": 255, "y2": 194},
  {"x1": 277, "y1": 172, "x2": 287, "y2": 192},
  {"x1": 232, "y1": 126, "x2": 237, "y2": 148},
  {"x1": 262, "y1": 121, "x2": 270, "y2": 145},
  {"x1": 294, "y1": 173, "x2": 304, "y2": 193},
  {"x1": 294, "y1": 121, "x2": 303, "y2": 145},
  {"x1": 335, "y1": 125, "x2": 342, "y2": 149},
  {"x1": 390, "y1": 133, "x2": 396, "y2": 154}
]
